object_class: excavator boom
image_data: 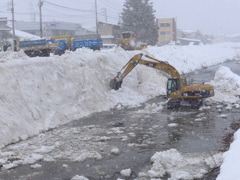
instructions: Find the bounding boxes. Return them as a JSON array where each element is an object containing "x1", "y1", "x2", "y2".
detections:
[{"x1": 110, "y1": 53, "x2": 180, "y2": 90}]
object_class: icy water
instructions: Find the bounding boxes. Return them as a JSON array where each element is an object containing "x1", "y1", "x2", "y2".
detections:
[{"x1": 0, "y1": 60, "x2": 239, "y2": 180}]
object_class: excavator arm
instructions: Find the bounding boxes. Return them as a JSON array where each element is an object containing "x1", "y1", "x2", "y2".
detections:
[{"x1": 110, "y1": 53, "x2": 180, "y2": 90}]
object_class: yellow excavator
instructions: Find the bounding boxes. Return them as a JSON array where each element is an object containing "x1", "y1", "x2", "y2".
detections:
[
  {"x1": 110, "y1": 53, "x2": 214, "y2": 109},
  {"x1": 119, "y1": 31, "x2": 147, "y2": 50}
]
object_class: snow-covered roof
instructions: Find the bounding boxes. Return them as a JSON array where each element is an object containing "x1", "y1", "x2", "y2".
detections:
[
  {"x1": 98, "y1": 21, "x2": 119, "y2": 27},
  {"x1": 15, "y1": 21, "x2": 82, "y2": 31},
  {"x1": 11, "y1": 29, "x2": 41, "y2": 40},
  {"x1": 181, "y1": 30, "x2": 198, "y2": 33},
  {"x1": 0, "y1": 24, "x2": 11, "y2": 31},
  {"x1": 177, "y1": 37, "x2": 201, "y2": 42},
  {"x1": 226, "y1": 34, "x2": 240, "y2": 38},
  {"x1": 101, "y1": 35, "x2": 114, "y2": 39}
]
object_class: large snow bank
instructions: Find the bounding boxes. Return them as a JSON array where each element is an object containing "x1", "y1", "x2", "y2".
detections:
[
  {"x1": 147, "y1": 43, "x2": 240, "y2": 74},
  {"x1": 0, "y1": 48, "x2": 166, "y2": 148},
  {"x1": 210, "y1": 66, "x2": 240, "y2": 103},
  {"x1": 217, "y1": 130, "x2": 240, "y2": 180},
  {"x1": 0, "y1": 43, "x2": 239, "y2": 148}
]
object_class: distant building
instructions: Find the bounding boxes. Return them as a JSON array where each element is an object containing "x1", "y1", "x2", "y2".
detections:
[
  {"x1": 156, "y1": 18, "x2": 176, "y2": 45},
  {"x1": 98, "y1": 22, "x2": 120, "y2": 44},
  {"x1": 14, "y1": 21, "x2": 96, "y2": 40},
  {"x1": 225, "y1": 34, "x2": 240, "y2": 42},
  {"x1": 177, "y1": 29, "x2": 210, "y2": 45},
  {"x1": 0, "y1": 17, "x2": 11, "y2": 47}
]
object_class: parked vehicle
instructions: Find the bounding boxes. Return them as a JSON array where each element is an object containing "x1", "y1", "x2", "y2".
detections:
[
  {"x1": 50, "y1": 35, "x2": 102, "y2": 55},
  {"x1": 50, "y1": 35, "x2": 71, "y2": 55},
  {"x1": 17, "y1": 39, "x2": 51, "y2": 57},
  {"x1": 72, "y1": 39, "x2": 103, "y2": 51},
  {"x1": 119, "y1": 31, "x2": 147, "y2": 50}
]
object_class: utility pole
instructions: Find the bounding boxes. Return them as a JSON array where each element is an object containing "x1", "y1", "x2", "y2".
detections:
[
  {"x1": 11, "y1": 0, "x2": 16, "y2": 51},
  {"x1": 38, "y1": 0, "x2": 43, "y2": 38},
  {"x1": 95, "y1": 0, "x2": 99, "y2": 38},
  {"x1": 101, "y1": 8, "x2": 107, "y2": 22}
]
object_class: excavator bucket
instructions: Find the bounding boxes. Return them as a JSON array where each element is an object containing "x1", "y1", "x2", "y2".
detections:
[{"x1": 110, "y1": 78, "x2": 122, "y2": 90}]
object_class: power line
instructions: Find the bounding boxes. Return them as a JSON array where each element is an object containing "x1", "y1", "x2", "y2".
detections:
[
  {"x1": 0, "y1": 10, "x2": 31, "y2": 15},
  {"x1": 98, "y1": 0, "x2": 121, "y2": 12},
  {"x1": 44, "y1": 1, "x2": 94, "y2": 13},
  {"x1": 42, "y1": 5, "x2": 93, "y2": 16}
]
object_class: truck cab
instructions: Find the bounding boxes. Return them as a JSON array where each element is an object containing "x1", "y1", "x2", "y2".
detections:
[
  {"x1": 54, "y1": 39, "x2": 70, "y2": 55},
  {"x1": 50, "y1": 35, "x2": 71, "y2": 55}
]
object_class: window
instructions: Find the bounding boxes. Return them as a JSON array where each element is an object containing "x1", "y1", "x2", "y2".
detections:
[
  {"x1": 160, "y1": 22, "x2": 171, "y2": 27},
  {"x1": 182, "y1": 78, "x2": 187, "y2": 86},
  {"x1": 160, "y1": 31, "x2": 171, "y2": 36},
  {"x1": 122, "y1": 33, "x2": 131, "y2": 39},
  {"x1": 167, "y1": 79, "x2": 180, "y2": 95},
  {"x1": 160, "y1": 23, "x2": 165, "y2": 27},
  {"x1": 160, "y1": 32, "x2": 166, "y2": 36}
]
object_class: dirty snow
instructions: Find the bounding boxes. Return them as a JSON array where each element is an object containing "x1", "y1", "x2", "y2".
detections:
[
  {"x1": 0, "y1": 42, "x2": 239, "y2": 179},
  {"x1": 141, "y1": 149, "x2": 223, "y2": 179}
]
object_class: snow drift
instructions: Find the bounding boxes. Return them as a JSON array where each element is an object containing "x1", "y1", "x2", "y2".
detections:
[
  {"x1": 210, "y1": 66, "x2": 240, "y2": 103},
  {"x1": 0, "y1": 43, "x2": 239, "y2": 149}
]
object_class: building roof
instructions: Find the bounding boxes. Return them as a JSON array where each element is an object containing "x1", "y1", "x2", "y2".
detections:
[
  {"x1": 12, "y1": 29, "x2": 40, "y2": 40},
  {"x1": 98, "y1": 21, "x2": 120, "y2": 27},
  {"x1": 15, "y1": 21, "x2": 82, "y2": 31},
  {"x1": 101, "y1": 35, "x2": 114, "y2": 39},
  {"x1": 0, "y1": 17, "x2": 7, "y2": 22},
  {"x1": 177, "y1": 37, "x2": 201, "y2": 42},
  {"x1": 0, "y1": 24, "x2": 11, "y2": 31}
]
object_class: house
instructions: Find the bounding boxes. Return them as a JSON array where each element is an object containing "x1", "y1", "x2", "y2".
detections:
[
  {"x1": 98, "y1": 22, "x2": 120, "y2": 44},
  {"x1": 156, "y1": 18, "x2": 176, "y2": 45},
  {"x1": 177, "y1": 29, "x2": 211, "y2": 45},
  {"x1": 0, "y1": 17, "x2": 11, "y2": 47}
]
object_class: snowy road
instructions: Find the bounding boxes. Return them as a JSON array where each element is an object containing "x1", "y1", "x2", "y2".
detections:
[{"x1": 0, "y1": 60, "x2": 239, "y2": 180}]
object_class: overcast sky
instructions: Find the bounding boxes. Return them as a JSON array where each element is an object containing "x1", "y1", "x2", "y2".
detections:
[{"x1": 0, "y1": 0, "x2": 239, "y2": 35}]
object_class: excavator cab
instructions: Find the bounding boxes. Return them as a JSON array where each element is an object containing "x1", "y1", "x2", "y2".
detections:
[{"x1": 167, "y1": 78, "x2": 181, "y2": 96}]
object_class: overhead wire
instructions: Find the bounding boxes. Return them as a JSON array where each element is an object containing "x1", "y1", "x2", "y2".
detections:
[
  {"x1": 43, "y1": 1, "x2": 94, "y2": 13},
  {"x1": 98, "y1": 0, "x2": 122, "y2": 12}
]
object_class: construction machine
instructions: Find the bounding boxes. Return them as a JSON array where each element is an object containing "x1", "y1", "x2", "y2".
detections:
[
  {"x1": 110, "y1": 53, "x2": 214, "y2": 109},
  {"x1": 119, "y1": 31, "x2": 147, "y2": 50}
]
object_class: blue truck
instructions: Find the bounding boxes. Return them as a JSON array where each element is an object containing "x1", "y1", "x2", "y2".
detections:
[
  {"x1": 17, "y1": 39, "x2": 51, "y2": 57},
  {"x1": 72, "y1": 39, "x2": 103, "y2": 51},
  {"x1": 50, "y1": 35, "x2": 103, "y2": 55},
  {"x1": 49, "y1": 39, "x2": 70, "y2": 56}
]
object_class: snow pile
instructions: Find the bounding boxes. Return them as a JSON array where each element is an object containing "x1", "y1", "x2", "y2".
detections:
[
  {"x1": 210, "y1": 66, "x2": 240, "y2": 103},
  {"x1": 147, "y1": 43, "x2": 239, "y2": 74},
  {"x1": 71, "y1": 175, "x2": 89, "y2": 180},
  {"x1": 138, "y1": 149, "x2": 222, "y2": 180},
  {"x1": 0, "y1": 48, "x2": 166, "y2": 148},
  {"x1": 217, "y1": 130, "x2": 240, "y2": 180},
  {"x1": 120, "y1": 168, "x2": 132, "y2": 177},
  {"x1": 0, "y1": 50, "x2": 28, "y2": 62},
  {"x1": 0, "y1": 43, "x2": 239, "y2": 149}
]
